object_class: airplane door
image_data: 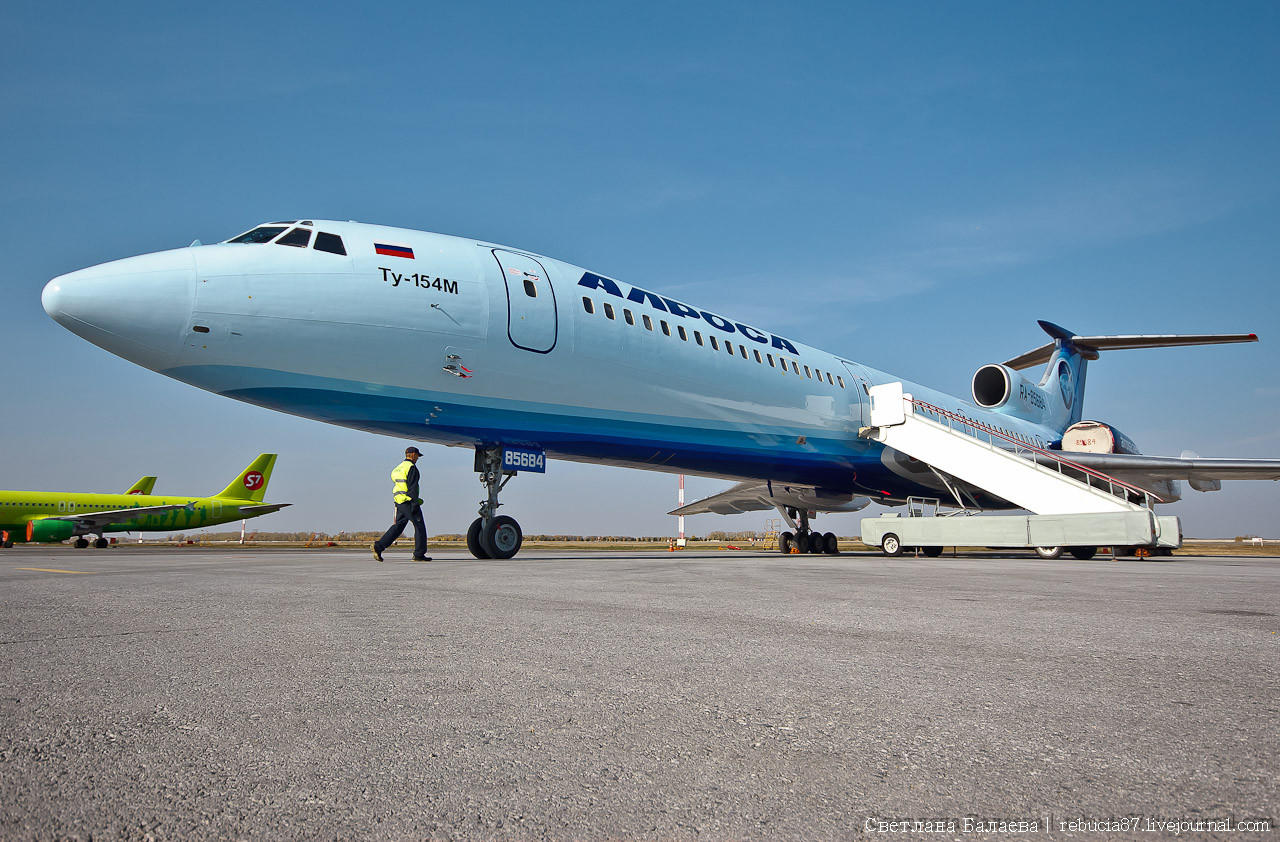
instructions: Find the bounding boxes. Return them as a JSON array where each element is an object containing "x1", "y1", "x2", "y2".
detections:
[
  {"x1": 492, "y1": 250, "x2": 558, "y2": 353},
  {"x1": 841, "y1": 361, "x2": 874, "y2": 426}
]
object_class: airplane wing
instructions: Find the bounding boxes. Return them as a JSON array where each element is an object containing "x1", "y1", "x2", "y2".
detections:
[
  {"x1": 670, "y1": 482, "x2": 870, "y2": 516},
  {"x1": 1035, "y1": 452, "x2": 1280, "y2": 484},
  {"x1": 44, "y1": 503, "x2": 195, "y2": 530}
]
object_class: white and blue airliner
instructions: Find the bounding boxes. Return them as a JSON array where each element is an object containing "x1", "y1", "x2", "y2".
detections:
[{"x1": 41, "y1": 220, "x2": 1280, "y2": 558}]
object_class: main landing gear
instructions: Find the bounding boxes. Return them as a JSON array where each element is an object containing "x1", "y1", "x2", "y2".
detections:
[
  {"x1": 775, "y1": 507, "x2": 839, "y2": 555},
  {"x1": 466, "y1": 448, "x2": 524, "y2": 560},
  {"x1": 72, "y1": 536, "x2": 110, "y2": 549}
]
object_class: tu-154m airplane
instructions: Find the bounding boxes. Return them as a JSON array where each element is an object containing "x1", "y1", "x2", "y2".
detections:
[
  {"x1": 0, "y1": 454, "x2": 288, "y2": 548},
  {"x1": 40, "y1": 220, "x2": 1280, "y2": 559}
]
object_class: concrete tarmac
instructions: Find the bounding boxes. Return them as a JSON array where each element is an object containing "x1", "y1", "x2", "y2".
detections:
[{"x1": 0, "y1": 547, "x2": 1276, "y2": 840}]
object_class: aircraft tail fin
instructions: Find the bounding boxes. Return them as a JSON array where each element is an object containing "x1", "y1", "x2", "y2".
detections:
[
  {"x1": 215, "y1": 454, "x2": 277, "y2": 503},
  {"x1": 125, "y1": 476, "x2": 157, "y2": 495},
  {"x1": 1004, "y1": 321, "x2": 1259, "y2": 432}
]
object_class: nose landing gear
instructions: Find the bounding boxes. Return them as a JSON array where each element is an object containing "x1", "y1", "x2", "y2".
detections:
[{"x1": 466, "y1": 448, "x2": 524, "y2": 559}]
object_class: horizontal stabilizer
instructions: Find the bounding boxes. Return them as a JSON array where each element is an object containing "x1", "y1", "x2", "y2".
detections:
[
  {"x1": 1004, "y1": 323, "x2": 1258, "y2": 371},
  {"x1": 235, "y1": 503, "x2": 291, "y2": 517}
]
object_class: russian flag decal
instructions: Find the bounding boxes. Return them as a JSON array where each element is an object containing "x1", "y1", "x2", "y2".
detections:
[{"x1": 374, "y1": 242, "x2": 415, "y2": 259}]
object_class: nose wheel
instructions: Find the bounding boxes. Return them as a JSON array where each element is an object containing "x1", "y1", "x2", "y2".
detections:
[{"x1": 468, "y1": 448, "x2": 524, "y2": 559}]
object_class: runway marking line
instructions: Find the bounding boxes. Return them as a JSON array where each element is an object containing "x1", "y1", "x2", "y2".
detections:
[{"x1": 15, "y1": 567, "x2": 95, "y2": 575}]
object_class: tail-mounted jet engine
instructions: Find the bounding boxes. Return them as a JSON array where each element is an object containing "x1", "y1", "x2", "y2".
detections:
[{"x1": 971, "y1": 364, "x2": 1051, "y2": 422}]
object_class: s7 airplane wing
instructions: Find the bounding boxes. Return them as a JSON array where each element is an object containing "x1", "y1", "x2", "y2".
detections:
[{"x1": 44, "y1": 503, "x2": 195, "y2": 530}]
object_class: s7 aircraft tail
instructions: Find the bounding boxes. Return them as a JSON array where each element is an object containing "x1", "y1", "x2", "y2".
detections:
[{"x1": 215, "y1": 453, "x2": 277, "y2": 502}]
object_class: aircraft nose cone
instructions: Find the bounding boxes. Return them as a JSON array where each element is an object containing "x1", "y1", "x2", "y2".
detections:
[{"x1": 43, "y1": 248, "x2": 196, "y2": 371}]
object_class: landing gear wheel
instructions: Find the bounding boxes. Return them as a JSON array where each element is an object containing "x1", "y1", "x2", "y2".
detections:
[
  {"x1": 2, "y1": 541, "x2": 13, "y2": 549},
  {"x1": 480, "y1": 515, "x2": 522, "y2": 560},
  {"x1": 94, "y1": 538, "x2": 108, "y2": 549},
  {"x1": 806, "y1": 532, "x2": 824, "y2": 554},
  {"x1": 881, "y1": 533, "x2": 902, "y2": 556},
  {"x1": 922, "y1": 546, "x2": 943, "y2": 558},
  {"x1": 822, "y1": 532, "x2": 839, "y2": 555},
  {"x1": 778, "y1": 531, "x2": 795, "y2": 554},
  {"x1": 74, "y1": 538, "x2": 89, "y2": 549},
  {"x1": 1069, "y1": 546, "x2": 1097, "y2": 561},
  {"x1": 466, "y1": 518, "x2": 491, "y2": 560},
  {"x1": 1034, "y1": 546, "x2": 1063, "y2": 559}
]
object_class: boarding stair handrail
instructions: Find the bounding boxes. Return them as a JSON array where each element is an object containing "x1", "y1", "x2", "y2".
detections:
[{"x1": 905, "y1": 397, "x2": 1162, "y2": 508}]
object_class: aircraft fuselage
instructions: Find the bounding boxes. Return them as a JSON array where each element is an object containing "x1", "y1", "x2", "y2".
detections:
[{"x1": 42, "y1": 220, "x2": 1056, "y2": 505}]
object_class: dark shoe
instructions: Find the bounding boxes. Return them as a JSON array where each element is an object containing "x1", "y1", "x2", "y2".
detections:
[
  {"x1": 372, "y1": 544, "x2": 384, "y2": 562},
  {"x1": 411, "y1": 555, "x2": 432, "y2": 562}
]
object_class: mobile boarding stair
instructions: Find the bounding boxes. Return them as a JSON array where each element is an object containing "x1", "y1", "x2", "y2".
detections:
[{"x1": 857, "y1": 382, "x2": 1181, "y2": 558}]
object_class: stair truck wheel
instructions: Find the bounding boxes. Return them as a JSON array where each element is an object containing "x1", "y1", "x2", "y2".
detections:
[
  {"x1": 881, "y1": 533, "x2": 902, "y2": 556},
  {"x1": 1034, "y1": 546, "x2": 1063, "y2": 559},
  {"x1": 921, "y1": 546, "x2": 943, "y2": 557},
  {"x1": 1069, "y1": 546, "x2": 1098, "y2": 561}
]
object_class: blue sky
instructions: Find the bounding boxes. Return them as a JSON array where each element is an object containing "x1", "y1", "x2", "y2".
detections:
[{"x1": 3, "y1": 2, "x2": 1278, "y2": 538}]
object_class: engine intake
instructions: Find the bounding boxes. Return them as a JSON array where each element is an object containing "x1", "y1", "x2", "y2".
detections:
[{"x1": 972, "y1": 364, "x2": 1013, "y2": 408}]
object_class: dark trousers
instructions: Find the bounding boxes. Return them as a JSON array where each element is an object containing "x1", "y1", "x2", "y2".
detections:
[{"x1": 375, "y1": 501, "x2": 427, "y2": 556}]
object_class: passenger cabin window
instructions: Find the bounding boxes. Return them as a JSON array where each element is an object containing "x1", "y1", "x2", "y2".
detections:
[
  {"x1": 642, "y1": 314, "x2": 653, "y2": 330},
  {"x1": 677, "y1": 326, "x2": 687, "y2": 341},
  {"x1": 314, "y1": 232, "x2": 347, "y2": 255},
  {"x1": 276, "y1": 227, "x2": 311, "y2": 248},
  {"x1": 523, "y1": 279, "x2": 538, "y2": 298},
  {"x1": 582, "y1": 297, "x2": 595, "y2": 314},
  {"x1": 227, "y1": 226, "x2": 287, "y2": 244},
  {"x1": 710, "y1": 337, "x2": 719, "y2": 350},
  {"x1": 604, "y1": 303, "x2": 615, "y2": 319},
  {"x1": 694, "y1": 331, "x2": 704, "y2": 346},
  {"x1": 624, "y1": 309, "x2": 635, "y2": 326}
]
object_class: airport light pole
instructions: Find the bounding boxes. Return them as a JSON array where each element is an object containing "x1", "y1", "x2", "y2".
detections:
[{"x1": 677, "y1": 475, "x2": 686, "y2": 547}]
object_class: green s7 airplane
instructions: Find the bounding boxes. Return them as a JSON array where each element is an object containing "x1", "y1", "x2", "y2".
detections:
[{"x1": 0, "y1": 454, "x2": 288, "y2": 548}]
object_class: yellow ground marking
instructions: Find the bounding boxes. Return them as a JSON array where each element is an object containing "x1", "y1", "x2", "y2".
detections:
[{"x1": 15, "y1": 567, "x2": 95, "y2": 575}]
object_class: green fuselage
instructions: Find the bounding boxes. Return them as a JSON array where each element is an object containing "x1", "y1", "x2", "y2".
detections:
[{"x1": 0, "y1": 491, "x2": 257, "y2": 541}]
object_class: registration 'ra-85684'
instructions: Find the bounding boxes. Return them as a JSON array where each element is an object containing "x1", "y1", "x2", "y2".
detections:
[{"x1": 380, "y1": 267, "x2": 458, "y2": 293}]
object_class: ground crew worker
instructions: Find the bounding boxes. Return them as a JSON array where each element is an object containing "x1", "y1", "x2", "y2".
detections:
[{"x1": 372, "y1": 446, "x2": 430, "y2": 562}]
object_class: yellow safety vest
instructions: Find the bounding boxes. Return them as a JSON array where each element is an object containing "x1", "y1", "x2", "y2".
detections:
[{"x1": 391, "y1": 460, "x2": 414, "y2": 504}]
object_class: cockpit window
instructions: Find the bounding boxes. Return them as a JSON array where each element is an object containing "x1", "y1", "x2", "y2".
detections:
[
  {"x1": 314, "y1": 232, "x2": 347, "y2": 255},
  {"x1": 227, "y1": 226, "x2": 287, "y2": 244},
  {"x1": 275, "y1": 227, "x2": 312, "y2": 248}
]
